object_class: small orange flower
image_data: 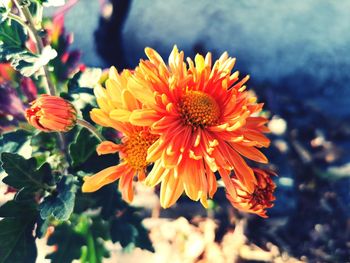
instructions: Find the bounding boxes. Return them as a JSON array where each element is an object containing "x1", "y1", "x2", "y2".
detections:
[
  {"x1": 25, "y1": 94, "x2": 77, "y2": 132},
  {"x1": 82, "y1": 129, "x2": 158, "y2": 202},
  {"x1": 226, "y1": 168, "x2": 276, "y2": 218},
  {"x1": 82, "y1": 68, "x2": 159, "y2": 202}
]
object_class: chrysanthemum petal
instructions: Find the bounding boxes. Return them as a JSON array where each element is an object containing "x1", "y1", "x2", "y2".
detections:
[
  {"x1": 96, "y1": 141, "x2": 121, "y2": 155},
  {"x1": 145, "y1": 160, "x2": 169, "y2": 187},
  {"x1": 122, "y1": 89, "x2": 139, "y2": 111},
  {"x1": 129, "y1": 109, "x2": 159, "y2": 126},
  {"x1": 110, "y1": 109, "x2": 131, "y2": 122},
  {"x1": 82, "y1": 165, "x2": 124, "y2": 192},
  {"x1": 127, "y1": 77, "x2": 156, "y2": 106},
  {"x1": 231, "y1": 143, "x2": 268, "y2": 163},
  {"x1": 160, "y1": 170, "x2": 184, "y2": 208},
  {"x1": 118, "y1": 167, "x2": 135, "y2": 202}
]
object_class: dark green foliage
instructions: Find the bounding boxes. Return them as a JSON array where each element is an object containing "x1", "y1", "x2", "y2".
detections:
[
  {"x1": 1, "y1": 152, "x2": 55, "y2": 191},
  {"x1": 76, "y1": 216, "x2": 110, "y2": 263},
  {"x1": 110, "y1": 208, "x2": 155, "y2": 252},
  {"x1": 0, "y1": 199, "x2": 37, "y2": 218},
  {"x1": 77, "y1": 185, "x2": 155, "y2": 252},
  {"x1": 0, "y1": 20, "x2": 26, "y2": 52},
  {"x1": 0, "y1": 218, "x2": 37, "y2": 263},
  {"x1": 69, "y1": 128, "x2": 99, "y2": 167},
  {"x1": 39, "y1": 175, "x2": 78, "y2": 220},
  {"x1": 46, "y1": 223, "x2": 85, "y2": 263},
  {"x1": 30, "y1": 132, "x2": 58, "y2": 152},
  {"x1": 0, "y1": 173, "x2": 38, "y2": 263}
]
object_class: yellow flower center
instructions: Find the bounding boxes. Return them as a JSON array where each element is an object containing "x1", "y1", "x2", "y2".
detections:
[
  {"x1": 122, "y1": 130, "x2": 158, "y2": 170},
  {"x1": 179, "y1": 91, "x2": 220, "y2": 128}
]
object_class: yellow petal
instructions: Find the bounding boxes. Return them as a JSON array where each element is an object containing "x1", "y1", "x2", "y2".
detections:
[
  {"x1": 145, "y1": 160, "x2": 168, "y2": 187},
  {"x1": 109, "y1": 109, "x2": 132, "y2": 122},
  {"x1": 127, "y1": 77, "x2": 155, "y2": 106},
  {"x1": 122, "y1": 89, "x2": 139, "y2": 111},
  {"x1": 129, "y1": 109, "x2": 159, "y2": 126}
]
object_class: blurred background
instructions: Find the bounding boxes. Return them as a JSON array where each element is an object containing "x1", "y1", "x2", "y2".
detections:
[{"x1": 47, "y1": 0, "x2": 350, "y2": 261}]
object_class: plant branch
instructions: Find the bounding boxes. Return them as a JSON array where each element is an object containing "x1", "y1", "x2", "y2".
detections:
[
  {"x1": 13, "y1": 0, "x2": 56, "y2": 96},
  {"x1": 76, "y1": 119, "x2": 105, "y2": 142}
]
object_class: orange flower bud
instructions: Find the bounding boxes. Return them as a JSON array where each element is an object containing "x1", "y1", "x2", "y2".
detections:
[
  {"x1": 227, "y1": 168, "x2": 277, "y2": 218},
  {"x1": 25, "y1": 94, "x2": 77, "y2": 132}
]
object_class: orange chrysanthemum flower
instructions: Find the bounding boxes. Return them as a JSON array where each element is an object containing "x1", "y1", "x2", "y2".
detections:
[
  {"x1": 226, "y1": 168, "x2": 276, "y2": 218},
  {"x1": 82, "y1": 68, "x2": 159, "y2": 202},
  {"x1": 120, "y1": 46, "x2": 271, "y2": 207},
  {"x1": 25, "y1": 94, "x2": 77, "y2": 132}
]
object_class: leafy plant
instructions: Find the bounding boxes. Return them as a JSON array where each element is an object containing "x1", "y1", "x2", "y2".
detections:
[{"x1": 0, "y1": 1, "x2": 154, "y2": 262}]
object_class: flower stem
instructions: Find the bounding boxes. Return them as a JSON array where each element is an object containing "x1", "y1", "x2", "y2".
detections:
[
  {"x1": 76, "y1": 119, "x2": 105, "y2": 142},
  {"x1": 13, "y1": 0, "x2": 56, "y2": 96},
  {"x1": 6, "y1": 12, "x2": 27, "y2": 27}
]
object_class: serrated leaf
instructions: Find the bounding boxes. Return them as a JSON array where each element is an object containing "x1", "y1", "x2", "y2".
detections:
[
  {"x1": 69, "y1": 128, "x2": 99, "y2": 167},
  {"x1": 110, "y1": 219, "x2": 138, "y2": 247},
  {"x1": 0, "y1": 217, "x2": 37, "y2": 263},
  {"x1": 39, "y1": 175, "x2": 77, "y2": 220},
  {"x1": 6, "y1": 45, "x2": 57, "y2": 77},
  {"x1": 1, "y1": 152, "x2": 54, "y2": 192},
  {"x1": 46, "y1": 223, "x2": 85, "y2": 263}
]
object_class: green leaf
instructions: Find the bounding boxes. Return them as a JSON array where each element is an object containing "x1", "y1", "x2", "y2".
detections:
[
  {"x1": 0, "y1": 19, "x2": 57, "y2": 77},
  {"x1": 35, "y1": 217, "x2": 50, "y2": 238},
  {"x1": 0, "y1": 218, "x2": 37, "y2": 263},
  {"x1": 1, "y1": 152, "x2": 54, "y2": 192},
  {"x1": 39, "y1": 175, "x2": 77, "y2": 220},
  {"x1": 69, "y1": 128, "x2": 99, "y2": 167},
  {"x1": 46, "y1": 223, "x2": 85, "y2": 263},
  {"x1": 0, "y1": 19, "x2": 26, "y2": 48},
  {"x1": 0, "y1": 199, "x2": 37, "y2": 218},
  {"x1": 0, "y1": 129, "x2": 31, "y2": 154}
]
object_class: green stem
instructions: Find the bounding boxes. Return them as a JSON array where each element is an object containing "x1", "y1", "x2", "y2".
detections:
[
  {"x1": 13, "y1": 0, "x2": 56, "y2": 96},
  {"x1": 76, "y1": 119, "x2": 105, "y2": 142},
  {"x1": 86, "y1": 231, "x2": 97, "y2": 263}
]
